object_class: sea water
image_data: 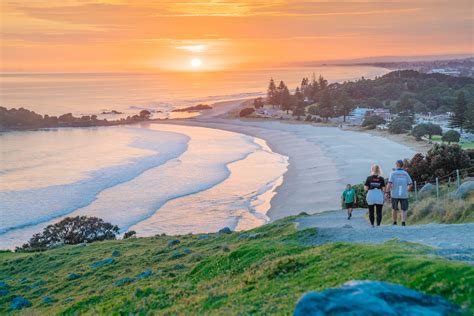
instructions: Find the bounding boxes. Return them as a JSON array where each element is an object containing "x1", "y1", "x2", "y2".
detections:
[{"x1": 0, "y1": 124, "x2": 288, "y2": 248}]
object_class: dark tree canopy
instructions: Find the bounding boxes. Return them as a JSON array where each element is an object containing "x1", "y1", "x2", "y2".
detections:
[
  {"x1": 388, "y1": 116, "x2": 413, "y2": 134},
  {"x1": 442, "y1": 130, "x2": 461, "y2": 144},
  {"x1": 449, "y1": 92, "x2": 467, "y2": 132},
  {"x1": 19, "y1": 216, "x2": 119, "y2": 251},
  {"x1": 362, "y1": 115, "x2": 385, "y2": 129}
]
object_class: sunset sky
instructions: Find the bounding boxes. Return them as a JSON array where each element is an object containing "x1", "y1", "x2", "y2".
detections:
[{"x1": 1, "y1": 0, "x2": 473, "y2": 72}]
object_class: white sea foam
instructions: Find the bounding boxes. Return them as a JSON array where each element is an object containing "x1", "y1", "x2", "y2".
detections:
[{"x1": 0, "y1": 124, "x2": 288, "y2": 249}]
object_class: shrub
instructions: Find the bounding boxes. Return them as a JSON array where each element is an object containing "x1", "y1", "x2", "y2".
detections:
[
  {"x1": 362, "y1": 116, "x2": 385, "y2": 129},
  {"x1": 404, "y1": 144, "x2": 471, "y2": 183},
  {"x1": 442, "y1": 130, "x2": 460, "y2": 144},
  {"x1": 388, "y1": 116, "x2": 413, "y2": 134},
  {"x1": 304, "y1": 114, "x2": 312, "y2": 122},
  {"x1": 18, "y1": 216, "x2": 119, "y2": 251},
  {"x1": 352, "y1": 183, "x2": 368, "y2": 209},
  {"x1": 307, "y1": 105, "x2": 318, "y2": 115},
  {"x1": 239, "y1": 107, "x2": 255, "y2": 117},
  {"x1": 124, "y1": 231, "x2": 136, "y2": 239}
]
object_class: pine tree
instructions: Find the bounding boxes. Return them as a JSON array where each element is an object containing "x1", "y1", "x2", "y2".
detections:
[
  {"x1": 267, "y1": 78, "x2": 277, "y2": 105},
  {"x1": 336, "y1": 91, "x2": 354, "y2": 123},
  {"x1": 276, "y1": 80, "x2": 287, "y2": 108},
  {"x1": 319, "y1": 88, "x2": 334, "y2": 120},
  {"x1": 318, "y1": 75, "x2": 328, "y2": 90},
  {"x1": 465, "y1": 101, "x2": 474, "y2": 133},
  {"x1": 280, "y1": 86, "x2": 292, "y2": 113},
  {"x1": 450, "y1": 91, "x2": 467, "y2": 133}
]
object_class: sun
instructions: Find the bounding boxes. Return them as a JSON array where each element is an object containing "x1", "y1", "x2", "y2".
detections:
[{"x1": 190, "y1": 57, "x2": 202, "y2": 68}]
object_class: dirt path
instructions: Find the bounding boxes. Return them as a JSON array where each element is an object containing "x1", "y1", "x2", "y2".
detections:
[{"x1": 295, "y1": 209, "x2": 474, "y2": 264}]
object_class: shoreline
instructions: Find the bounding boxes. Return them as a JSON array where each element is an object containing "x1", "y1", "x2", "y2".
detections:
[{"x1": 155, "y1": 99, "x2": 417, "y2": 220}]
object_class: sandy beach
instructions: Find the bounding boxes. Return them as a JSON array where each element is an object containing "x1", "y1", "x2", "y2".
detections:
[{"x1": 154, "y1": 99, "x2": 417, "y2": 220}]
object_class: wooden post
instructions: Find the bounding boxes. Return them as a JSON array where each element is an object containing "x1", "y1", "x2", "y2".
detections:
[
  {"x1": 436, "y1": 178, "x2": 439, "y2": 199},
  {"x1": 414, "y1": 181, "x2": 418, "y2": 201}
]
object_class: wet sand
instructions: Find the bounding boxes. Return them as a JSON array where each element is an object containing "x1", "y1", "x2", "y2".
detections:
[{"x1": 153, "y1": 100, "x2": 416, "y2": 219}]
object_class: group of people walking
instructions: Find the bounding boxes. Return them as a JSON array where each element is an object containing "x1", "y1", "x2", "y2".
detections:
[{"x1": 341, "y1": 160, "x2": 413, "y2": 227}]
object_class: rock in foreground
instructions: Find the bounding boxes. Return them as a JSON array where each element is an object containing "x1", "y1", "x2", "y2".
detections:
[{"x1": 294, "y1": 280, "x2": 460, "y2": 316}]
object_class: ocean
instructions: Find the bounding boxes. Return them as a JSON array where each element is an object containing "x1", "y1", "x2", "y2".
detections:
[{"x1": 0, "y1": 66, "x2": 389, "y2": 249}]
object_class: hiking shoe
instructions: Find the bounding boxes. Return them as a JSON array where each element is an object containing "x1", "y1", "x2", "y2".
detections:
[
  {"x1": 393, "y1": 222, "x2": 397, "y2": 225},
  {"x1": 402, "y1": 222, "x2": 406, "y2": 226},
  {"x1": 347, "y1": 216, "x2": 350, "y2": 220}
]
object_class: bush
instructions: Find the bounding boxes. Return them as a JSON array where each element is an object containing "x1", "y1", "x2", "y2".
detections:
[
  {"x1": 305, "y1": 114, "x2": 312, "y2": 122},
  {"x1": 352, "y1": 183, "x2": 368, "y2": 208},
  {"x1": 362, "y1": 116, "x2": 385, "y2": 129},
  {"x1": 239, "y1": 107, "x2": 255, "y2": 117},
  {"x1": 18, "y1": 216, "x2": 119, "y2": 251},
  {"x1": 124, "y1": 231, "x2": 136, "y2": 239},
  {"x1": 388, "y1": 116, "x2": 413, "y2": 134},
  {"x1": 442, "y1": 130, "x2": 460, "y2": 144},
  {"x1": 307, "y1": 105, "x2": 318, "y2": 115},
  {"x1": 404, "y1": 144, "x2": 471, "y2": 183}
]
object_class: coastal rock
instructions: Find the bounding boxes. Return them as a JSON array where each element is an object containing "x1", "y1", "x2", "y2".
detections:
[
  {"x1": 0, "y1": 281, "x2": 8, "y2": 289},
  {"x1": 238, "y1": 233, "x2": 262, "y2": 240},
  {"x1": 293, "y1": 280, "x2": 460, "y2": 316},
  {"x1": 67, "y1": 273, "x2": 81, "y2": 281},
  {"x1": 90, "y1": 258, "x2": 114, "y2": 268},
  {"x1": 10, "y1": 296, "x2": 32, "y2": 310},
  {"x1": 174, "y1": 264, "x2": 186, "y2": 270},
  {"x1": 419, "y1": 183, "x2": 435, "y2": 194},
  {"x1": 218, "y1": 227, "x2": 232, "y2": 235},
  {"x1": 114, "y1": 277, "x2": 135, "y2": 287},
  {"x1": 111, "y1": 250, "x2": 121, "y2": 257},
  {"x1": 170, "y1": 251, "x2": 185, "y2": 260},
  {"x1": 167, "y1": 239, "x2": 180, "y2": 247},
  {"x1": 0, "y1": 289, "x2": 9, "y2": 296},
  {"x1": 452, "y1": 181, "x2": 474, "y2": 198},
  {"x1": 43, "y1": 296, "x2": 55, "y2": 305},
  {"x1": 137, "y1": 270, "x2": 153, "y2": 280},
  {"x1": 197, "y1": 234, "x2": 209, "y2": 240},
  {"x1": 183, "y1": 248, "x2": 192, "y2": 254}
]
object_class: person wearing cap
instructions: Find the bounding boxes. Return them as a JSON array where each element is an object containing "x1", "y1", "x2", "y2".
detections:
[{"x1": 386, "y1": 160, "x2": 413, "y2": 226}]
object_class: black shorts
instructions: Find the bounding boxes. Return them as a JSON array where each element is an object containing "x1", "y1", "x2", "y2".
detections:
[
  {"x1": 391, "y1": 198, "x2": 409, "y2": 211},
  {"x1": 345, "y1": 202, "x2": 354, "y2": 209}
]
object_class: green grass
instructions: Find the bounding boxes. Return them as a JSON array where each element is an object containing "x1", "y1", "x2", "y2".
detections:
[
  {"x1": 430, "y1": 135, "x2": 474, "y2": 149},
  {"x1": 1, "y1": 215, "x2": 473, "y2": 315}
]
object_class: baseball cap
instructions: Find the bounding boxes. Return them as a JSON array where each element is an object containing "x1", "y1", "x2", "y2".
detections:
[{"x1": 396, "y1": 160, "x2": 404, "y2": 166}]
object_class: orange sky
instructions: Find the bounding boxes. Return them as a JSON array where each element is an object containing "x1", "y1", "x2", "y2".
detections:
[{"x1": 1, "y1": 0, "x2": 473, "y2": 72}]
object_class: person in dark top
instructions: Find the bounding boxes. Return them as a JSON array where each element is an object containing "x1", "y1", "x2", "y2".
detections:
[{"x1": 364, "y1": 165, "x2": 386, "y2": 227}]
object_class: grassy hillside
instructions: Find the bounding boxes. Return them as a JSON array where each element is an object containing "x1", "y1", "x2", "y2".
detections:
[
  {"x1": 1, "y1": 215, "x2": 473, "y2": 314},
  {"x1": 379, "y1": 192, "x2": 474, "y2": 225}
]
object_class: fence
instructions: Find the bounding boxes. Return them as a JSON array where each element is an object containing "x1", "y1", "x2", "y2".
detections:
[{"x1": 412, "y1": 166, "x2": 474, "y2": 201}]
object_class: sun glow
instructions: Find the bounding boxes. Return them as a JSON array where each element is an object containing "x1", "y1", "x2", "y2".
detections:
[{"x1": 190, "y1": 58, "x2": 202, "y2": 68}]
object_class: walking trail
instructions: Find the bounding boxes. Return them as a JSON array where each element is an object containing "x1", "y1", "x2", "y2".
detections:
[{"x1": 295, "y1": 209, "x2": 474, "y2": 264}]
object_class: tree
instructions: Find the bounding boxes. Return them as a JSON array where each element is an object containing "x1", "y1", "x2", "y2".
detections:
[
  {"x1": 442, "y1": 130, "x2": 461, "y2": 144},
  {"x1": 239, "y1": 107, "x2": 255, "y2": 117},
  {"x1": 362, "y1": 115, "x2": 385, "y2": 129},
  {"x1": 307, "y1": 105, "x2": 318, "y2": 116},
  {"x1": 388, "y1": 116, "x2": 413, "y2": 134},
  {"x1": 450, "y1": 91, "x2": 467, "y2": 133},
  {"x1": 267, "y1": 78, "x2": 277, "y2": 105},
  {"x1": 335, "y1": 91, "x2": 354, "y2": 122},
  {"x1": 396, "y1": 95, "x2": 414, "y2": 115},
  {"x1": 139, "y1": 110, "x2": 151, "y2": 119},
  {"x1": 425, "y1": 123, "x2": 443, "y2": 139},
  {"x1": 411, "y1": 124, "x2": 430, "y2": 141},
  {"x1": 405, "y1": 144, "x2": 471, "y2": 183},
  {"x1": 253, "y1": 97, "x2": 264, "y2": 109},
  {"x1": 318, "y1": 75, "x2": 328, "y2": 90},
  {"x1": 319, "y1": 89, "x2": 334, "y2": 120},
  {"x1": 280, "y1": 85, "x2": 292, "y2": 113},
  {"x1": 18, "y1": 216, "x2": 119, "y2": 251},
  {"x1": 466, "y1": 102, "x2": 474, "y2": 133}
]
